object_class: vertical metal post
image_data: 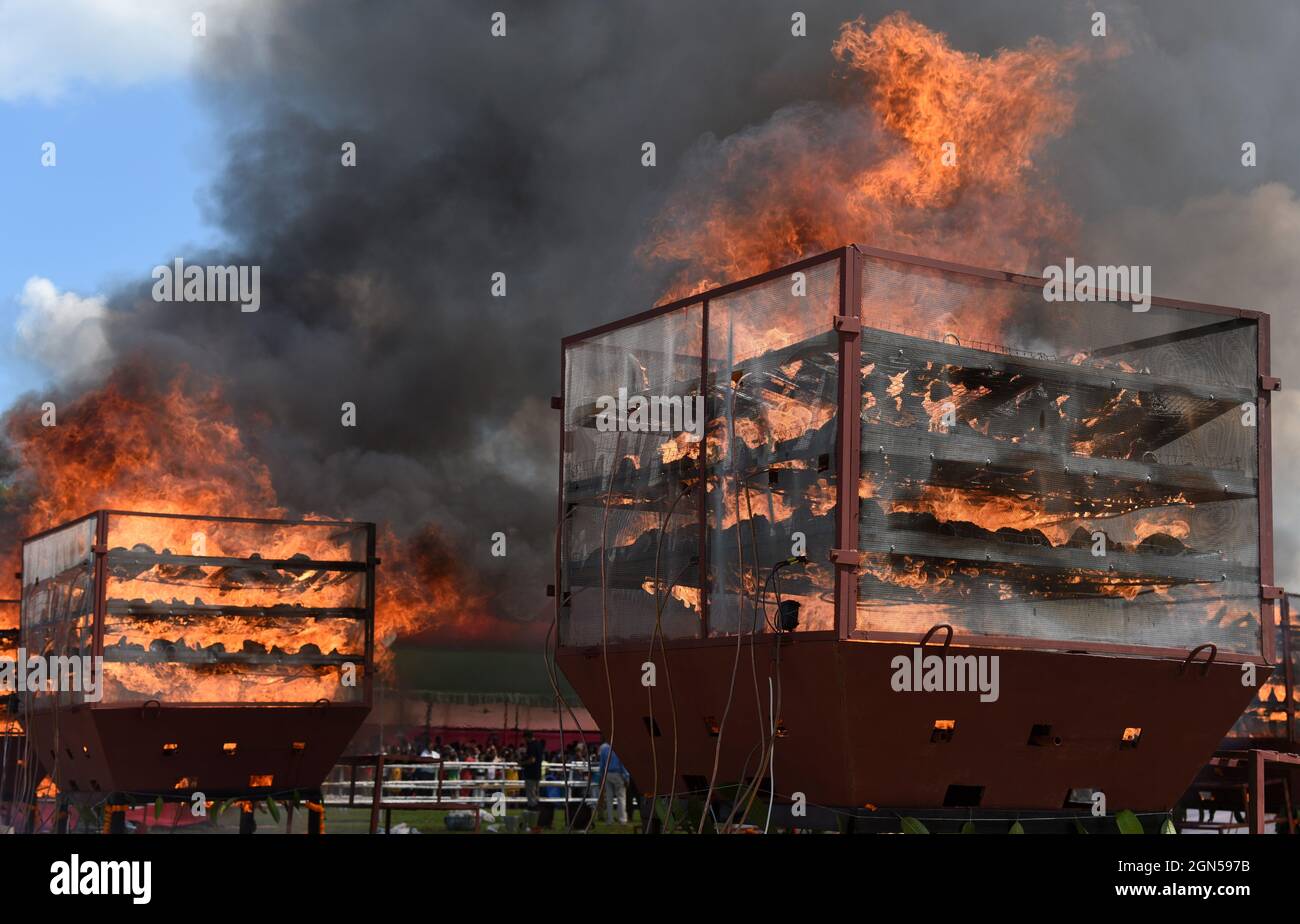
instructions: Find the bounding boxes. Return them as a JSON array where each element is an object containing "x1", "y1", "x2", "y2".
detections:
[
  {"x1": 833, "y1": 247, "x2": 863, "y2": 640},
  {"x1": 1249, "y1": 749, "x2": 1266, "y2": 834},
  {"x1": 700, "y1": 298, "x2": 710, "y2": 638},
  {"x1": 238, "y1": 801, "x2": 256, "y2": 835},
  {"x1": 1284, "y1": 596, "x2": 1296, "y2": 748},
  {"x1": 555, "y1": 347, "x2": 567, "y2": 642},
  {"x1": 307, "y1": 801, "x2": 324, "y2": 835},
  {"x1": 92, "y1": 512, "x2": 108, "y2": 662},
  {"x1": 368, "y1": 754, "x2": 385, "y2": 835},
  {"x1": 1257, "y1": 315, "x2": 1276, "y2": 663},
  {"x1": 364, "y1": 523, "x2": 376, "y2": 707}
]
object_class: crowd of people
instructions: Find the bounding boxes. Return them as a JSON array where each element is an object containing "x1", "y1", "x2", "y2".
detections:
[{"x1": 377, "y1": 731, "x2": 635, "y2": 824}]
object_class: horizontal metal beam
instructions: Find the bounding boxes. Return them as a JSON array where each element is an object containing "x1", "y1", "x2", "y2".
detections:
[
  {"x1": 106, "y1": 551, "x2": 368, "y2": 572},
  {"x1": 105, "y1": 601, "x2": 368, "y2": 620}
]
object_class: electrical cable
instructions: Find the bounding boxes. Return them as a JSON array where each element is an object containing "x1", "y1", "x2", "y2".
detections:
[
  {"x1": 723, "y1": 556, "x2": 802, "y2": 832},
  {"x1": 642, "y1": 482, "x2": 693, "y2": 833},
  {"x1": 696, "y1": 470, "x2": 749, "y2": 832},
  {"x1": 642, "y1": 554, "x2": 695, "y2": 833},
  {"x1": 543, "y1": 506, "x2": 599, "y2": 831},
  {"x1": 696, "y1": 449, "x2": 790, "y2": 828},
  {"x1": 722, "y1": 477, "x2": 780, "y2": 832},
  {"x1": 642, "y1": 485, "x2": 684, "y2": 829},
  {"x1": 584, "y1": 427, "x2": 624, "y2": 833},
  {"x1": 765, "y1": 676, "x2": 775, "y2": 833},
  {"x1": 741, "y1": 480, "x2": 767, "y2": 795}
]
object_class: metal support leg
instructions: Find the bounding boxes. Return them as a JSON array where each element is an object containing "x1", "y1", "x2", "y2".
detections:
[
  {"x1": 368, "y1": 755, "x2": 385, "y2": 834},
  {"x1": 1250, "y1": 749, "x2": 1266, "y2": 834},
  {"x1": 307, "y1": 801, "x2": 324, "y2": 835},
  {"x1": 239, "y1": 801, "x2": 256, "y2": 835}
]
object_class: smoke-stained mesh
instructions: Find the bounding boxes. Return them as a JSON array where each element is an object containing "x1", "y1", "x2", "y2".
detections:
[
  {"x1": 0, "y1": 602, "x2": 15, "y2": 659},
  {"x1": 1229, "y1": 595, "x2": 1296, "y2": 740},
  {"x1": 855, "y1": 256, "x2": 1262, "y2": 654},
  {"x1": 20, "y1": 518, "x2": 96, "y2": 707},
  {"x1": 560, "y1": 304, "x2": 704, "y2": 645},
  {"x1": 0, "y1": 601, "x2": 16, "y2": 737},
  {"x1": 707, "y1": 260, "x2": 839, "y2": 635},
  {"x1": 19, "y1": 514, "x2": 371, "y2": 706}
]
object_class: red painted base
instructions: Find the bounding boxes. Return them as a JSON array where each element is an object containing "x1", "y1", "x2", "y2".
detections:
[
  {"x1": 558, "y1": 637, "x2": 1260, "y2": 812},
  {"x1": 25, "y1": 703, "x2": 369, "y2": 799}
]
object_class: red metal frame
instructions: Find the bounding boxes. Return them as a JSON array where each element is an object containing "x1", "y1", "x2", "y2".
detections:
[
  {"x1": 1205, "y1": 749, "x2": 1300, "y2": 833},
  {"x1": 834, "y1": 247, "x2": 862, "y2": 640},
  {"x1": 561, "y1": 249, "x2": 846, "y2": 346},
  {"x1": 699, "y1": 297, "x2": 710, "y2": 638},
  {"x1": 20, "y1": 509, "x2": 377, "y2": 711},
  {"x1": 1287, "y1": 595, "x2": 1297, "y2": 746},
  {"x1": 1256, "y1": 312, "x2": 1277, "y2": 664},
  {"x1": 556, "y1": 244, "x2": 1273, "y2": 666},
  {"x1": 16, "y1": 511, "x2": 378, "y2": 805}
]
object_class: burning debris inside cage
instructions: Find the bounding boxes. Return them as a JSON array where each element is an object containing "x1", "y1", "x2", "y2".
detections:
[
  {"x1": 560, "y1": 245, "x2": 1263, "y2": 656},
  {"x1": 10, "y1": 513, "x2": 378, "y2": 803},
  {"x1": 23, "y1": 512, "x2": 374, "y2": 705}
]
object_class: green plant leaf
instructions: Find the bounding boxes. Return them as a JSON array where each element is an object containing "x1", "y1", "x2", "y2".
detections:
[
  {"x1": 900, "y1": 816, "x2": 929, "y2": 834},
  {"x1": 1160, "y1": 817, "x2": 1176, "y2": 834},
  {"x1": 266, "y1": 797, "x2": 280, "y2": 823},
  {"x1": 1073, "y1": 819, "x2": 1089, "y2": 834},
  {"x1": 1008, "y1": 820, "x2": 1025, "y2": 834},
  {"x1": 154, "y1": 796, "x2": 164, "y2": 820},
  {"x1": 960, "y1": 820, "x2": 976, "y2": 834},
  {"x1": 1115, "y1": 809, "x2": 1144, "y2": 834}
]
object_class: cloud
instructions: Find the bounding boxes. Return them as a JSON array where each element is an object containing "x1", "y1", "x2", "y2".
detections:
[
  {"x1": 0, "y1": 0, "x2": 259, "y2": 102},
  {"x1": 15, "y1": 277, "x2": 111, "y2": 381},
  {"x1": 1082, "y1": 182, "x2": 1300, "y2": 587}
]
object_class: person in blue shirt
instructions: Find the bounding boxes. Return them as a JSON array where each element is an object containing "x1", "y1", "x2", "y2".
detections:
[{"x1": 596, "y1": 739, "x2": 629, "y2": 825}]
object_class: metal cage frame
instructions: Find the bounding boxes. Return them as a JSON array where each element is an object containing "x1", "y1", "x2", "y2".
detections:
[
  {"x1": 556, "y1": 244, "x2": 1276, "y2": 667},
  {"x1": 19, "y1": 509, "x2": 377, "y2": 709}
]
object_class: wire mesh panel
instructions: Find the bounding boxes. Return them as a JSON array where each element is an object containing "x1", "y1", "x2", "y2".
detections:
[
  {"x1": 560, "y1": 304, "x2": 704, "y2": 645},
  {"x1": 706, "y1": 260, "x2": 840, "y2": 636},
  {"x1": 98, "y1": 513, "x2": 370, "y2": 704},
  {"x1": 854, "y1": 255, "x2": 1262, "y2": 654},
  {"x1": 0, "y1": 600, "x2": 18, "y2": 769},
  {"x1": 20, "y1": 517, "x2": 97, "y2": 708},
  {"x1": 1228, "y1": 594, "x2": 1296, "y2": 740}
]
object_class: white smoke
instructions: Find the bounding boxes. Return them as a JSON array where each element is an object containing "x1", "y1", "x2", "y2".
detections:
[
  {"x1": 15, "y1": 277, "x2": 111, "y2": 383},
  {"x1": 0, "y1": 0, "x2": 265, "y2": 102}
]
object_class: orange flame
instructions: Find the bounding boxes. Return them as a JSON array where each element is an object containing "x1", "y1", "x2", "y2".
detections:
[
  {"x1": 642, "y1": 12, "x2": 1106, "y2": 320},
  {"x1": 4, "y1": 364, "x2": 493, "y2": 694}
]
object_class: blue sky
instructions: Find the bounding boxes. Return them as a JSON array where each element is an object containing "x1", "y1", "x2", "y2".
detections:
[{"x1": 0, "y1": 80, "x2": 223, "y2": 405}]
